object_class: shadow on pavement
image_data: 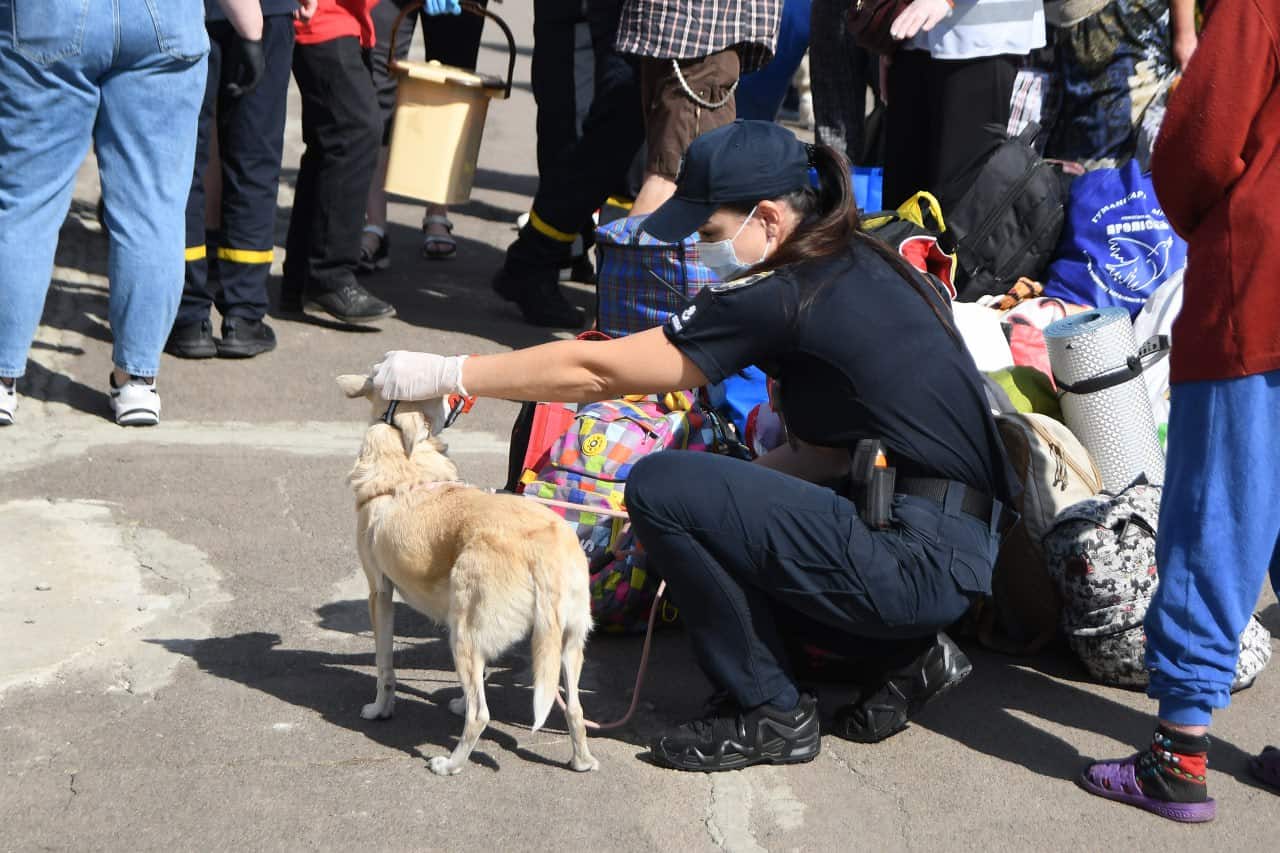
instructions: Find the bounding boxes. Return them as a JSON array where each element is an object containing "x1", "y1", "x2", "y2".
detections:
[
  {"x1": 149, "y1": 632, "x2": 579, "y2": 773},
  {"x1": 265, "y1": 202, "x2": 594, "y2": 350},
  {"x1": 915, "y1": 647, "x2": 1267, "y2": 788},
  {"x1": 310, "y1": 598, "x2": 689, "y2": 751}
]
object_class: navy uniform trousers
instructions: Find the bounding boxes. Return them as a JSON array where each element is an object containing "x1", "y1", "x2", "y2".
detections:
[
  {"x1": 178, "y1": 15, "x2": 293, "y2": 328},
  {"x1": 626, "y1": 451, "x2": 1001, "y2": 709},
  {"x1": 506, "y1": 0, "x2": 644, "y2": 269}
]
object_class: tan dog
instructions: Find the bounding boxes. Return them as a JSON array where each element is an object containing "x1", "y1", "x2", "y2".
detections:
[{"x1": 337, "y1": 375, "x2": 598, "y2": 776}]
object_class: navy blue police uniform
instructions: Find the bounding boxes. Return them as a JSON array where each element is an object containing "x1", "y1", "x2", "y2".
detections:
[{"x1": 625, "y1": 243, "x2": 1019, "y2": 711}]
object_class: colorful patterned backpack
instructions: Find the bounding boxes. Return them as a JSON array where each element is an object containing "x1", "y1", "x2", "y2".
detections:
[{"x1": 520, "y1": 391, "x2": 744, "y2": 632}]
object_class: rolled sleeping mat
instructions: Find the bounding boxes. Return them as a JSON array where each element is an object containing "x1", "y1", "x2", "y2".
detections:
[{"x1": 1044, "y1": 307, "x2": 1168, "y2": 492}]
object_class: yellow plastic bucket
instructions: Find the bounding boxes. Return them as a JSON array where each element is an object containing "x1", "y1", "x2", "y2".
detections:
[{"x1": 384, "y1": 1, "x2": 515, "y2": 205}]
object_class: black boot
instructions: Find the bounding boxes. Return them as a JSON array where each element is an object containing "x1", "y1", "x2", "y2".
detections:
[
  {"x1": 834, "y1": 633, "x2": 973, "y2": 743},
  {"x1": 217, "y1": 317, "x2": 278, "y2": 358},
  {"x1": 650, "y1": 693, "x2": 821, "y2": 772},
  {"x1": 306, "y1": 282, "x2": 396, "y2": 325},
  {"x1": 164, "y1": 318, "x2": 217, "y2": 359},
  {"x1": 492, "y1": 262, "x2": 585, "y2": 328}
]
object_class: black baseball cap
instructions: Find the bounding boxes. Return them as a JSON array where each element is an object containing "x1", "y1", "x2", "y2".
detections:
[{"x1": 641, "y1": 120, "x2": 813, "y2": 243}]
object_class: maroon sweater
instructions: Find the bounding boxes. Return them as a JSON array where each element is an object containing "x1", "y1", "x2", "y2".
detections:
[{"x1": 1150, "y1": 0, "x2": 1280, "y2": 383}]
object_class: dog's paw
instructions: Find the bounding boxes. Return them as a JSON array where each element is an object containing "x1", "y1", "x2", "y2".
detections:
[
  {"x1": 447, "y1": 697, "x2": 466, "y2": 717},
  {"x1": 570, "y1": 755, "x2": 600, "y2": 773},
  {"x1": 428, "y1": 756, "x2": 461, "y2": 776},
  {"x1": 361, "y1": 701, "x2": 393, "y2": 720}
]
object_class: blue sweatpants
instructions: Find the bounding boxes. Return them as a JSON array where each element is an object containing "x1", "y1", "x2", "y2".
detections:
[{"x1": 1146, "y1": 370, "x2": 1280, "y2": 725}]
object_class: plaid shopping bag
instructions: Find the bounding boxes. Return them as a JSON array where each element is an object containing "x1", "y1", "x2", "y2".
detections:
[{"x1": 594, "y1": 216, "x2": 715, "y2": 338}]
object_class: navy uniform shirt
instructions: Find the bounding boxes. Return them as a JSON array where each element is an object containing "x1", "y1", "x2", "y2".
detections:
[{"x1": 665, "y1": 240, "x2": 1019, "y2": 506}]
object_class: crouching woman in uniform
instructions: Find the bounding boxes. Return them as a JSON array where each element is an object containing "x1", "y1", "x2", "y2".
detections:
[{"x1": 370, "y1": 120, "x2": 1018, "y2": 772}]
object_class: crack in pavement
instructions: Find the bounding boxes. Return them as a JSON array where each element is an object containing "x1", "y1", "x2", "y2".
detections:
[
  {"x1": 825, "y1": 748, "x2": 913, "y2": 850},
  {"x1": 63, "y1": 772, "x2": 78, "y2": 813},
  {"x1": 704, "y1": 772, "x2": 767, "y2": 853}
]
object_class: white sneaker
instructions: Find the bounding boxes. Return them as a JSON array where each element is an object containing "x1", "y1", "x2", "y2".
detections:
[
  {"x1": 0, "y1": 380, "x2": 15, "y2": 426},
  {"x1": 109, "y1": 375, "x2": 161, "y2": 426}
]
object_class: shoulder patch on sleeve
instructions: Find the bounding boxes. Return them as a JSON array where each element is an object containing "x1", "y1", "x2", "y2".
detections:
[{"x1": 709, "y1": 270, "x2": 775, "y2": 293}]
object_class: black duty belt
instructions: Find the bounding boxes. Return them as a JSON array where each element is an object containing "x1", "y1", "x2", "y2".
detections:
[{"x1": 895, "y1": 476, "x2": 1016, "y2": 536}]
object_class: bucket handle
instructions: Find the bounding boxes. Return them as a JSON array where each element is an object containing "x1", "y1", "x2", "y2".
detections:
[{"x1": 388, "y1": 1, "x2": 517, "y2": 100}]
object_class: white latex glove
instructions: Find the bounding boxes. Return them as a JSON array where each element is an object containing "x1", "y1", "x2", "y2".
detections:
[
  {"x1": 371, "y1": 351, "x2": 469, "y2": 402},
  {"x1": 890, "y1": 0, "x2": 953, "y2": 42}
]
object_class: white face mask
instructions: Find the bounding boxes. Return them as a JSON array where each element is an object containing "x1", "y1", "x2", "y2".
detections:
[{"x1": 699, "y1": 206, "x2": 769, "y2": 281}]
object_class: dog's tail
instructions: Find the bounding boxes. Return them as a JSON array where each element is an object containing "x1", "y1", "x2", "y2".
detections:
[{"x1": 529, "y1": 581, "x2": 564, "y2": 733}]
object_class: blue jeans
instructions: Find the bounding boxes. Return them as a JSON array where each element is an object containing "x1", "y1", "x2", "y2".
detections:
[
  {"x1": 0, "y1": 0, "x2": 208, "y2": 379},
  {"x1": 1146, "y1": 371, "x2": 1280, "y2": 725}
]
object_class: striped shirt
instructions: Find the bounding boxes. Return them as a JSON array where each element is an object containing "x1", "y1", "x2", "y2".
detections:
[
  {"x1": 614, "y1": 0, "x2": 783, "y2": 73},
  {"x1": 911, "y1": 0, "x2": 1047, "y2": 59}
]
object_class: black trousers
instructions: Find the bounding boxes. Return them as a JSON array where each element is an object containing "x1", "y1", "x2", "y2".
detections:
[
  {"x1": 531, "y1": 0, "x2": 594, "y2": 179},
  {"x1": 625, "y1": 451, "x2": 1000, "y2": 709},
  {"x1": 368, "y1": 0, "x2": 490, "y2": 146},
  {"x1": 809, "y1": 0, "x2": 879, "y2": 165},
  {"x1": 283, "y1": 36, "x2": 382, "y2": 299},
  {"x1": 179, "y1": 15, "x2": 293, "y2": 326},
  {"x1": 505, "y1": 0, "x2": 643, "y2": 269},
  {"x1": 882, "y1": 50, "x2": 1017, "y2": 210}
]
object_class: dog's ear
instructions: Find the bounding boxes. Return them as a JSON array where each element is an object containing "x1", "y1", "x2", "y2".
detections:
[{"x1": 336, "y1": 374, "x2": 374, "y2": 399}]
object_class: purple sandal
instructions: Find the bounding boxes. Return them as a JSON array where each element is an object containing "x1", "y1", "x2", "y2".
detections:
[
  {"x1": 1249, "y1": 746, "x2": 1280, "y2": 794},
  {"x1": 1079, "y1": 754, "x2": 1217, "y2": 823}
]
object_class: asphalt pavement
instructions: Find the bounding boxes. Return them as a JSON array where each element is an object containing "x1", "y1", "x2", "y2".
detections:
[{"x1": 2, "y1": 6, "x2": 1277, "y2": 850}]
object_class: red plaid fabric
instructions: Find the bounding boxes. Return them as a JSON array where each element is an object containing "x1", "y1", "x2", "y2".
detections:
[{"x1": 614, "y1": 0, "x2": 782, "y2": 73}]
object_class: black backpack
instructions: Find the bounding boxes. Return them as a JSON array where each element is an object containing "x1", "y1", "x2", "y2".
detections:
[{"x1": 944, "y1": 123, "x2": 1065, "y2": 302}]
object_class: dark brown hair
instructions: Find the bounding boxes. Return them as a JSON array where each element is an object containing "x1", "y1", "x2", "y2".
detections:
[{"x1": 723, "y1": 143, "x2": 961, "y2": 346}]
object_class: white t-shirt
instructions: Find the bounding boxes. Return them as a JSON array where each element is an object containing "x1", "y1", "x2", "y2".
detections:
[{"x1": 911, "y1": 0, "x2": 1047, "y2": 60}]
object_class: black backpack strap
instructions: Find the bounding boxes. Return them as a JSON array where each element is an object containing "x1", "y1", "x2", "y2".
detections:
[{"x1": 504, "y1": 401, "x2": 539, "y2": 493}]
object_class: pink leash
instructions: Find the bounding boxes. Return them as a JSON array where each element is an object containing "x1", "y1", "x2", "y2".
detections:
[{"x1": 523, "y1": 493, "x2": 665, "y2": 733}]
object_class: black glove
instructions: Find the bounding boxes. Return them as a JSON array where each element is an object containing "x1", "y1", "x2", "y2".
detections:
[{"x1": 224, "y1": 37, "x2": 266, "y2": 98}]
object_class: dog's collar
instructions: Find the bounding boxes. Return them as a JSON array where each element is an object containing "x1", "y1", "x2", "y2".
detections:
[
  {"x1": 379, "y1": 397, "x2": 474, "y2": 431},
  {"x1": 355, "y1": 478, "x2": 468, "y2": 512}
]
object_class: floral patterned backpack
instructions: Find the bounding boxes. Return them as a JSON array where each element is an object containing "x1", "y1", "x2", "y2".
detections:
[{"x1": 1043, "y1": 482, "x2": 1271, "y2": 689}]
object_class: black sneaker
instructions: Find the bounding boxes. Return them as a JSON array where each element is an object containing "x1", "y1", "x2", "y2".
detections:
[
  {"x1": 306, "y1": 282, "x2": 396, "y2": 324},
  {"x1": 164, "y1": 318, "x2": 217, "y2": 359},
  {"x1": 650, "y1": 693, "x2": 820, "y2": 772},
  {"x1": 834, "y1": 632, "x2": 972, "y2": 744},
  {"x1": 217, "y1": 317, "x2": 277, "y2": 358},
  {"x1": 492, "y1": 264, "x2": 585, "y2": 328}
]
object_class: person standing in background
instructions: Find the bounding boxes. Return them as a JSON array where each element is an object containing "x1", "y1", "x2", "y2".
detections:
[
  {"x1": 614, "y1": 0, "x2": 783, "y2": 216},
  {"x1": 1044, "y1": 0, "x2": 1198, "y2": 170},
  {"x1": 1078, "y1": 0, "x2": 1280, "y2": 822},
  {"x1": 809, "y1": 0, "x2": 879, "y2": 165},
  {"x1": 281, "y1": 0, "x2": 395, "y2": 326},
  {"x1": 880, "y1": 0, "x2": 1046, "y2": 209},
  {"x1": 492, "y1": 0, "x2": 645, "y2": 327},
  {"x1": 0, "y1": 0, "x2": 262, "y2": 427},
  {"x1": 360, "y1": 0, "x2": 488, "y2": 272},
  {"x1": 167, "y1": 0, "x2": 318, "y2": 361}
]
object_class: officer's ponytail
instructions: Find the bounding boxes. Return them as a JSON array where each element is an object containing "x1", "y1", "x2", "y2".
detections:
[
  {"x1": 735, "y1": 142, "x2": 964, "y2": 349},
  {"x1": 736, "y1": 143, "x2": 860, "y2": 275}
]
